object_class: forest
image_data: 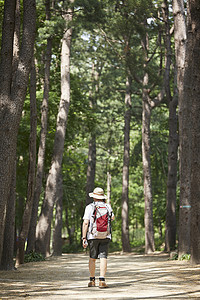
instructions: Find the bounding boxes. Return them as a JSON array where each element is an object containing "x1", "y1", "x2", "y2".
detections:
[{"x1": 0, "y1": 0, "x2": 200, "y2": 271}]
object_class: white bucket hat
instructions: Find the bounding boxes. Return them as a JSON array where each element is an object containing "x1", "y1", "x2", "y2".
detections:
[{"x1": 89, "y1": 187, "x2": 107, "y2": 200}]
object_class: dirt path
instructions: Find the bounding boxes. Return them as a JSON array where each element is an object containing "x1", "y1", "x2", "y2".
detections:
[{"x1": 0, "y1": 252, "x2": 200, "y2": 299}]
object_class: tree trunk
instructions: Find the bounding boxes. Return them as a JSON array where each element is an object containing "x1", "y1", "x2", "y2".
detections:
[
  {"x1": 16, "y1": 57, "x2": 37, "y2": 265},
  {"x1": 165, "y1": 96, "x2": 178, "y2": 251},
  {"x1": 65, "y1": 207, "x2": 73, "y2": 244},
  {"x1": 0, "y1": 161, "x2": 16, "y2": 270},
  {"x1": 162, "y1": 0, "x2": 179, "y2": 252},
  {"x1": 12, "y1": 0, "x2": 20, "y2": 76},
  {"x1": 35, "y1": 4, "x2": 73, "y2": 256},
  {"x1": 27, "y1": 0, "x2": 52, "y2": 254},
  {"x1": 0, "y1": 0, "x2": 16, "y2": 263},
  {"x1": 86, "y1": 135, "x2": 96, "y2": 205},
  {"x1": 186, "y1": 0, "x2": 200, "y2": 264},
  {"x1": 86, "y1": 62, "x2": 98, "y2": 205},
  {"x1": 140, "y1": 12, "x2": 172, "y2": 253},
  {"x1": 142, "y1": 87, "x2": 155, "y2": 254},
  {"x1": 172, "y1": 0, "x2": 189, "y2": 258},
  {"x1": 0, "y1": 0, "x2": 20, "y2": 271},
  {"x1": 121, "y1": 76, "x2": 131, "y2": 252},
  {"x1": 141, "y1": 28, "x2": 156, "y2": 254},
  {"x1": 52, "y1": 172, "x2": 63, "y2": 256},
  {"x1": 107, "y1": 171, "x2": 111, "y2": 205},
  {"x1": 0, "y1": 0, "x2": 36, "y2": 263}
]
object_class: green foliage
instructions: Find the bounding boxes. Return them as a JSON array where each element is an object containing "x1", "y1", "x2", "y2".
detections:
[
  {"x1": 130, "y1": 228, "x2": 145, "y2": 248},
  {"x1": 154, "y1": 235, "x2": 165, "y2": 252},
  {"x1": 109, "y1": 241, "x2": 122, "y2": 253},
  {"x1": 38, "y1": 17, "x2": 66, "y2": 42},
  {"x1": 74, "y1": 0, "x2": 106, "y2": 26},
  {"x1": 24, "y1": 251, "x2": 45, "y2": 263},
  {"x1": 179, "y1": 254, "x2": 191, "y2": 261},
  {"x1": 62, "y1": 242, "x2": 83, "y2": 253},
  {"x1": 169, "y1": 253, "x2": 191, "y2": 261}
]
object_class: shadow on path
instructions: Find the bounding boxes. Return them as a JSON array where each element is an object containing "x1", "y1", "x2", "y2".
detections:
[{"x1": 0, "y1": 252, "x2": 200, "y2": 299}]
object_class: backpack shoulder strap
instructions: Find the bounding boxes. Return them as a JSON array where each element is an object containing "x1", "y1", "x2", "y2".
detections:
[
  {"x1": 104, "y1": 203, "x2": 112, "y2": 215},
  {"x1": 92, "y1": 202, "x2": 97, "y2": 219}
]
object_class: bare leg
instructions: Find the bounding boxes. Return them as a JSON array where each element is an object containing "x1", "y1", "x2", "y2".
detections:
[
  {"x1": 89, "y1": 258, "x2": 96, "y2": 277},
  {"x1": 100, "y1": 258, "x2": 107, "y2": 277}
]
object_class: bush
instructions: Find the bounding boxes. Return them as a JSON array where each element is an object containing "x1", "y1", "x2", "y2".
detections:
[
  {"x1": 154, "y1": 236, "x2": 165, "y2": 252},
  {"x1": 179, "y1": 253, "x2": 191, "y2": 261},
  {"x1": 62, "y1": 242, "x2": 83, "y2": 253},
  {"x1": 24, "y1": 251, "x2": 45, "y2": 263},
  {"x1": 169, "y1": 253, "x2": 191, "y2": 261},
  {"x1": 109, "y1": 241, "x2": 122, "y2": 253}
]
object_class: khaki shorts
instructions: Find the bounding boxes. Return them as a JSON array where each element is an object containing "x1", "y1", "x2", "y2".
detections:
[{"x1": 88, "y1": 238, "x2": 110, "y2": 259}]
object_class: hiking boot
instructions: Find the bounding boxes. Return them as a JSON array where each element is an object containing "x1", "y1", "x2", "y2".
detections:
[
  {"x1": 99, "y1": 281, "x2": 108, "y2": 288},
  {"x1": 88, "y1": 279, "x2": 95, "y2": 287}
]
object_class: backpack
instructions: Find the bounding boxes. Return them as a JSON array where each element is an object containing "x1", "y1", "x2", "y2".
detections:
[{"x1": 90, "y1": 202, "x2": 111, "y2": 239}]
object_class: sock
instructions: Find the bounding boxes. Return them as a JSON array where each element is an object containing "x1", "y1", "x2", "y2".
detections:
[
  {"x1": 90, "y1": 277, "x2": 95, "y2": 281},
  {"x1": 99, "y1": 277, "x2": 105, "y2": 281}
]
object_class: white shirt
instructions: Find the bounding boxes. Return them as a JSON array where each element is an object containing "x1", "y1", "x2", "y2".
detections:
[{"x1": 83, "y1": 201, "x2": 113, "y2": 240}]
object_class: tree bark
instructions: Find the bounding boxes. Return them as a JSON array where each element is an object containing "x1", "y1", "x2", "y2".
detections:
[
  {"x1": 0, "y1": 0, "x2": 16, "y2": 263},
  {"x1": 16, "y1": 57, "x2": 37, "y2": 265},
  {"x1": 0, "y1": 0, "x2": 36, "y2": 263},
  {"x1": 107, "y1": 171, "x2": 111, "y2": 205},
  {"x1": 27, "y1": 0, "x2": 52, "y2": 254},
  {"x1": 172, "y1": 0, "x2": 189, "y2": 258},
  {"x1": 121, "y1": 76, "x2": 132, "y2": 252},
  {"x1": 52, "y1": 172, "x2": 63, "y2": 256},
  {"x1": 141, "y1": 12, "x2": 172, "y2": 253},
  {"x1": 186, "y1": 0, "x2": 200, "y2": 264},
  {"x1": 142, "y1": 84, "x2": 155, "y2": 254},
  {"x1": 35, "y1": 3, "x2": 73, "y2": 256},
  {"x1": 65, "y1": 207, "x2": 73, "y2": 244},
  {"x1": 86, "y1": 62, "x2": 98, "y2": 205},
  {"x1": 0, "y1": 161, "x2": 16, "y2": 270},
  {"x1": 0, "y1": 0, "x2": 20, "y2": 271},
  {"x1": 12, "y1": 0, "x2": 20, "y2": 76},
  {"x1": 165, "y1": 96, "x2": 178, "y2": 251},
  {"x1": 141, "y1": 30, "x2": 155, "y2": 254},
  {"x1": 86, "y1": 135, "x2": 96, "y2": 205},
  {"x1": 162, "y1": 0, "x2": 179, "y2": 252}
]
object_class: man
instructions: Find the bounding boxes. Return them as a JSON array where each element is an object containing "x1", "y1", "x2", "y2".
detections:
[{"x1": 82, "y1": 187, "x2": 114, "y2": 288}]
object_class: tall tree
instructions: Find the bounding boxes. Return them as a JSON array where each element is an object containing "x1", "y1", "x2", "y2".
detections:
[
  {"x1": 86, "y1": 134, "x2": 96, "y2": 204},
  {"x1": 52, "y1": 171, "x2": 63, "y2": 256},
  {"x1": 122, "y1": 75, "x2": 132, "y2": 252},
  {"x1": 16, "y1": 57, "x2": 37, "y2": 265},
  {"x1": 0, "y1": 0, "x2": 36, "y2": 263},
  {"x1": 27, "y1": 0, "x2": 53, "y2": 254},
  {"x1": 185, "y1": 0, "x2": 200, "y2": 264},
  {"x1": 35, "y1": 1, "x2": 74, "y2": 256},
  {"x1": 0, "y1": 0, "x2": 16, "y2": 264},
  {"x1": 172, "y1": 0, "x2": 188, "y2": 258},
  {"x1": 142, "y1": 68, "x2": 155, "y2": 254},
  {"x1": 86, "y1": 63, "x2": 98, "y2": 205},
  {"x1": 0, "y1": 0, "x2": 20, "y2": 270},
  {"x1": 163, "y1": 0, "x2": 179, "y2": 252},
  {"x1": 141, "y1": 13, "x2": 171, "y2": 253},
  {"x1": 0, "y1": 161, "x2": 16, "y2": 270}
]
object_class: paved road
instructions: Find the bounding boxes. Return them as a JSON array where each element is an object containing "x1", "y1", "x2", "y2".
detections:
[{"x1": 0, "y1": 252, "x2": 200, "y2": 299}]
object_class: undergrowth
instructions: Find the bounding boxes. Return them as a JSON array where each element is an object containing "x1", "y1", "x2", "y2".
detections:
[
  {"x1": 170, "y1": 253, "x2": 191, "y2": 261},
  {"x1": 24, "y1": 251, "x2": 45, "y2": 263}
]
